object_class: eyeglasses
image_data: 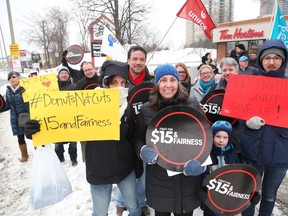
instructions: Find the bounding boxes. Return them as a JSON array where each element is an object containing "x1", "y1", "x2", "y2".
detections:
[
  {"x1": 178, "y1": 71, "x2": 186, "y2": 74},
  {"x1": 200, "y1": 71, "x2": 213, "y2": 76},
  {"x1": 262, "y1": 56, "x2": 282, "y2": 64}
]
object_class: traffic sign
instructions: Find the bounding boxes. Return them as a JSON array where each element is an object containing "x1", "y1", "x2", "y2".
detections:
[{"x1": 10, "y1": 44, "x2": 20, "y2": 58}]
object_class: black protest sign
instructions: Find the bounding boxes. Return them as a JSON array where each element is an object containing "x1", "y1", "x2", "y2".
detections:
[
  {"x1": 66, "y1": 45, "x2": 84, "y2": 65},
  {"x1": 0, "y1": 94, "x2": 5, "y2": 111},
  {"x1": 203, "y1": 164, "x2": 261, "y2": 215},
  {"x1": 146, "y1": 105, "x2": 212, "y2": 172},
  {"x1": 128, "y1": 82, "x2": 154, "y2": 115},
  {"x1": 83, "y1": 83, "x2": 100, "y2": 90},
  {"x1": 201, "y1": 89, "x2": 237, "y2": 126}
]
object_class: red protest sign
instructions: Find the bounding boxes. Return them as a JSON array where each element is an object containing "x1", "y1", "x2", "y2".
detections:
[{"x1": 221, "y1": 74, "x2": 288, "y2": 128}]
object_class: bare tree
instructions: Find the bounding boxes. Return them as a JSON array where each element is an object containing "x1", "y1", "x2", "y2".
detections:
[
  {"x1": 22, "y1": 7, "x2": 70, "y2": 67},
  {"x1": 72, "y1": 0, "x2": 150, "y2": 45},
  {"x1": 71, "y1": 0, "x2": 97, "y2": 51}
]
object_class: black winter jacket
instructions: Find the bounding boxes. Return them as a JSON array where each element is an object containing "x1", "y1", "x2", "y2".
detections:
[
  {"x1": 1, "y1": 85, "x2": 29, "y2": 135},
  {"x1": 135, "y1": 98, "x2": 205, "y2": 214},
  {"x1": 85, "y1": 106, "x2": 135, "y2": 185}
]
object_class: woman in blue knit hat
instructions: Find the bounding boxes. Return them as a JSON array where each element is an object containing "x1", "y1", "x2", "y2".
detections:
[{"x1": 134, "y1": 64, "x2": 206, "y2": 215}]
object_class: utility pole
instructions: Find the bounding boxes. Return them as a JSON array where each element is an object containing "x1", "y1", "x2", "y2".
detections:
[{"x1": 6, "y1": 0, "x2": 15, "y2": 44}]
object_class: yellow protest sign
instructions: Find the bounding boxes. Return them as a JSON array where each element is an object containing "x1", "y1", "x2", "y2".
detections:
[
  {"x1": 9, "y1": 44, "x2": 20, "y2": 58},
  {"x1": 29, "y1": 88, "x2": 120, "y2": 146},
  {"x1": 20, "y1": 73, "x2": 59, "y2": 102}
]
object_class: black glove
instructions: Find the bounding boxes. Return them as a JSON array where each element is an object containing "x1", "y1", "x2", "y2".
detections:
[
  {"x1": 24, "y1": 120, "x2": 40, "y2": 139},
  {"x1": 250, "y1": 191, "x2": 261, "y2": 205},
  {"x1": 201, "y1": 185, "x2": 208, "y2": 193},
  {"x1": 62, "y1": 50, "x2": 68, "y2": 57}
]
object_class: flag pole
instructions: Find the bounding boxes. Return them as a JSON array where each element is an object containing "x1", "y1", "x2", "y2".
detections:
[
  {"x1": 268, "y1": 0, "x2": 278, "y2": 39},
  {"x1": 146, "y1": 16, "x2": 178, "y2": 65}
]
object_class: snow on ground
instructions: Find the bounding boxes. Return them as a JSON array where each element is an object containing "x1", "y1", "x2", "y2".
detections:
[{"x1": 0, "y1": 48, "x2": 288, "y2": 216}]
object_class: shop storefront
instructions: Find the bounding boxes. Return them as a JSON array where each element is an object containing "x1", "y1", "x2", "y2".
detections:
[{"x1": 213, "y1": 15, "x2": 288, "y2": 63}]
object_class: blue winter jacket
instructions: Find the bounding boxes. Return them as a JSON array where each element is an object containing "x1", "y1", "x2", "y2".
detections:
[
  {"x1": 2, "y1": 85, "x2": 29, "y2": 135},
  {"x1": 240, "y1": 39, "x2": 288, "y2": 165}
]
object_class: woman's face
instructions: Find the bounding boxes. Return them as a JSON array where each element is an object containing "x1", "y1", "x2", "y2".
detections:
[
  {"x1": 9, "y1": 75, "x2": 20, "y2": 88},
  {"x1": 158, "y1": 75, "x2": 178, "y2": 100},
  {"x1": 176, "y1": 66, "x2": 187, "y2": 81},
  {"x1": 108, "y1": 75, "x2": 126, "y2": 88},
  {"x1": 199, "y1": 67, "x2": 214, "y2": 83}
]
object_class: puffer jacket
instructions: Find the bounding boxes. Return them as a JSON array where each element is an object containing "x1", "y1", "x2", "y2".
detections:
[
  {"x1": 85, "y1": 106, "x2": 135, "y2": 185},
  {"x1": 240, "y1": 39, "x2": 288, "y2": 165},
  {"x1": 135, "y1": 98, "x2": 205, "y2": 214},
  {"x1": 1, "y1": 85, "x2": 29, "y2": 135}
]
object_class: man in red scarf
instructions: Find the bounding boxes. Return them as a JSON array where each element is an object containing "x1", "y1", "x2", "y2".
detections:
[{"x1": 127, "y1": 46, "x2": 153, "y2": 88}]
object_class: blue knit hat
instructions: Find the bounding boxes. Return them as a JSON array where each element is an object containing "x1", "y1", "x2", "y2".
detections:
[
  {"x1": 154, "y1": 64, "x2": 180, "y2": 83},
  {"x1": 211, "y1": 120, "x2": 232, "y2": 137}
]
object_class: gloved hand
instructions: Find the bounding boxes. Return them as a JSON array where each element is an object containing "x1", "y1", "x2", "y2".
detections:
[
  {"x1": 24, "y1": 120, "x2": 41, "y2": 139},
  {"x1": 250, "y1": 191, "x2": 261, "y2": 205},
  {"x1": 183, "y1": 159, "x2": 204, "y2": 176},
  {"x1": 62, "y1": 50, "x2": 68, "y2": 57},
  {"x1": 140, "y1": 146, "x2": 158, "y2": 165},
  {"x1": 246, "y1": 116, "x2": 265, "y2": 129}
]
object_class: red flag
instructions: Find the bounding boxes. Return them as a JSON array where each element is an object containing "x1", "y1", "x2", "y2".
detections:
[{"x1": 176, "y1": 0, "x2": 216, "y2": 39}]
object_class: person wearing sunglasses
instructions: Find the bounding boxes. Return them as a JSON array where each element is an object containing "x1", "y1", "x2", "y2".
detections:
[{"x1": 0, "y1": 71, "x2": 30, "y2": 162}]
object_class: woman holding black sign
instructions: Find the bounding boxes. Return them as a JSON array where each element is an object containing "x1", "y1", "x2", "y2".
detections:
[{"x1": 135, "y1": 64, "x2": 206, "y2": 216}]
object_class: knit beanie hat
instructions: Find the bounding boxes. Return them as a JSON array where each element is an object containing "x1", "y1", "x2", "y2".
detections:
[
  {"x1": 7, "y1": 71, "x2": 20, "y2": 81},
  {"x1": 236, "y1": 44, "x2": 245, "y2": 50},
  {"x1": 58, "y1": 66, "x2": 70, "y2": 74},
  {"x1": 260, "y1": 47, "x2": 286, "y2": 62},
  {"x1": 154, "y1": 64, "x2": 180, "y2": 83},
  {"x1": 211, "y1": 120, "x2": 232, "y2": 137},
  {"x1": 101, "y1": 60, "x2": 129, "y2": 87}
]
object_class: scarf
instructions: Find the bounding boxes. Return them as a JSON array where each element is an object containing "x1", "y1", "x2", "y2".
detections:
[{"x1": 200, "y1": 77, "x2": 215, "y2": 94}]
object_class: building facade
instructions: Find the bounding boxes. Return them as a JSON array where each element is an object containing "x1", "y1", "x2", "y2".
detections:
[{"x1": 185, "y1": 0, "x2": 234, "y2": 46}]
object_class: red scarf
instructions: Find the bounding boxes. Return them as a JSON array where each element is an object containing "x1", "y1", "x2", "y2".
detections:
[{"x1": 129, "y1": 70, "x2": 146, "y2": 86}]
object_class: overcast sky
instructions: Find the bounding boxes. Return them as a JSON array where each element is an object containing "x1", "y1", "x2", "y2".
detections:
[{"x1": 0, "y1": 0, "x2": 260, "y2": 54}]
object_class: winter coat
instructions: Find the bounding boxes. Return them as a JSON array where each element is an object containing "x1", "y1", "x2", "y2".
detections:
[
  {"x1": 127, "y1": 66, "x2": 153, "y2": 90},
  {"x1": 58, "y1": 80, "x2": 76, "y2": 91},
  {"x1": 190, "y1": 79, "x2": 204, "y2": 102},
  {"x1": 1, "y1": 85, "x2": 29, "y2": 135},
  {"x1": 180, "y1": 78, "x2": 192, "y2": 96},
  {"x1": 74, "y1": 74, "x2": 101, "y2": 90},
  {"x1": 238, "y1": 66, "x2": 260, "y2": 75},
  {"x1": 209, "y1": 143, "x2": 240, "y2": 172},
  {"x1": 240, "y1": 39, "x2": 288, "y2": 165},
  {"x1": 237, "y1": 50, "x2": 249, "y2": 63},
  {"x1": 135, "y1": 98, "x2": 205, "y2": 214},
  {"x1": 85, "y1": 106, "x2": 135, "y2": 185},
  {"x1": 62, "y1": 56, "x2": 85, "y2": 83}
]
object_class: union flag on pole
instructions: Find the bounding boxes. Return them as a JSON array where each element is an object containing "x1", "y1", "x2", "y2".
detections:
[{"x1": 176, "y1": 0, "x2": 216, "y2": 39}]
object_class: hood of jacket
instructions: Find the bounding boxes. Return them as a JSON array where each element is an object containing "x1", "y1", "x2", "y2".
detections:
[{"x1": 257, "y1": 39, "x2": 287, "y2": 78}]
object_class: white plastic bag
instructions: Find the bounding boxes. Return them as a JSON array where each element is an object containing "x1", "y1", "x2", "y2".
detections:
[{"x1": 29, "y1": 145, "x2": 72, "y2": 210}]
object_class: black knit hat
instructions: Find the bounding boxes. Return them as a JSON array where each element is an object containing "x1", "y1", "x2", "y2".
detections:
[{"x1": 236, "y1": 44, "x2": 245, "y2": 51}]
